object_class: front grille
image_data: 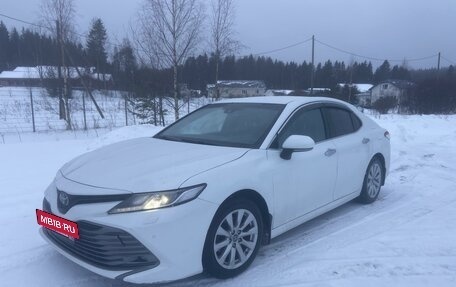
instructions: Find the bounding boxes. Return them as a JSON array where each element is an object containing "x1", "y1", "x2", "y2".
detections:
[
  {"x1": 43, "y1": 220, "x2": 159, "y2": 271},
  {"x1": 43, "y1": 198, "x2": 52, "y2": 213},
  {"x1": 56, "y1": 189, "x2": 130, "y2": 214}
]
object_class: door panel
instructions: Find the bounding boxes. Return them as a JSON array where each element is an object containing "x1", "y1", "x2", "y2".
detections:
[
  {"x1": 267, "y1": 107, "x2": 338, "y2": 228},
  {"x1": 268, "y1": 141, "x2": 338, "y2": 227},
  {"x1": 322, "y1": 107, "x2": 371, "y2": 199},
  {"x1": 332, "y1": 134, "x2": 370, "y2": 199}
]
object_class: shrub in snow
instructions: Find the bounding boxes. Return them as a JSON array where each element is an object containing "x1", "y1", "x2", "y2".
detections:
[{"x1": 373, "y1": 96, "x2": 398, "y2": 114}]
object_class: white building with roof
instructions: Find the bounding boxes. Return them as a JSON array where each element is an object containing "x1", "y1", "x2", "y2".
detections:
[
  {"x1": 337, "y1": 83, "x2": 373, "y2": 93},
  {"x1": 0, "y1": 66, "x2": 112, "y2": 88}
]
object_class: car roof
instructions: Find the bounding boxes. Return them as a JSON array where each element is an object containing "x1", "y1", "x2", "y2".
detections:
[{"x1": 218, "y1": 96, "x2": 347, "y2": 107}]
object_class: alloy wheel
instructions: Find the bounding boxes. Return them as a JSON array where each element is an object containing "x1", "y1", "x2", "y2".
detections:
[
  {"x1": 213, "y1": 209, "x2": 258, "y2": 270},
  {"x1": 367, "y1": 162, "x2": 382, "y2": 198}
]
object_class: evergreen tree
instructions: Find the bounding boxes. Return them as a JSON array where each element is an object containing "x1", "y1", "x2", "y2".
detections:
[
  {"x1": 391, "y1": 65, "x2": 411, "y2": 80},
  {"x1": 112, "y1": 39, "x2": 137, "y2": 90},
  {"x1": 86, "y1": 18, "x2": 108, "y2": 75},
  {"x1": 0, "y1": 21, "x2": 9, "y2": 71},
  {"x1": 447, "y1": 65, "x2": 455, "y2": 78},
  {"x1": 8, "y1": 28, "x2": 20, "y2": 67},
  {"x1": 352, "y1": 61, "x2": 373, "y2": 83},
  {"x1": 374, "y1": 60, "x2": 391, "y2": 83}
]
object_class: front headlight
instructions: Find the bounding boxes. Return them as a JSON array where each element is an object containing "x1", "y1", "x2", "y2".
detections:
[{"x1": 108, "y1": 184, "x2": 207, "y2": 214}]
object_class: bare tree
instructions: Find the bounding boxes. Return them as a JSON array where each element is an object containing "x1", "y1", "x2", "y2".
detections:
[
  {"x1": 209, "y1": 0, "x2": 240, "y2": 99},
  {"x1": 40, "y1": 0, "x2": 76, "y2": 128},
  {"x1": 137, "y1": 0, "x2": 205, "y2": 120},
  {"x1": 39, "y1": 0, "x2": 76, "y2": 41}
]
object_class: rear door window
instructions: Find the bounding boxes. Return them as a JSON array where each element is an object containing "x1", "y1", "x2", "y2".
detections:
[
  {"x1": 323, "y1": 107, "x2": 356, "y2": 138},
  {"x1": 350, "y1": 113, "x2": 362, "y2": 131}
]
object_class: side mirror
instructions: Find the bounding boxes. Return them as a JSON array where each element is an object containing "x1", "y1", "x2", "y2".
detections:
[{"x1": 280, "y1": 135, "x2": 315, "y2": 160}]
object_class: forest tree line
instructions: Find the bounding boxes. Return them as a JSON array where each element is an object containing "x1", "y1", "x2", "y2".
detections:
[{"x1": 1, "y1": 13, "x2": 455, "y2": 116}]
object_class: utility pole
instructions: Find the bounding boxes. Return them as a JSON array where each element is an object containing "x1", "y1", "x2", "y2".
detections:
[
  {"x1": 437, "y1": 52, "x2": 441, "y2": 80},
  {"x1": 125, "y1": 94, "x2": 128, "y2": 126},
  {"x1": 82, "y1": 90, "x2": 87, "y2": 130},
  {"x1": 29, "y1": 88, "x2": 36, "y2": 132},
  {"x1": 348, "y1": 59, "x2": 354, "y2": 103},
  {"x1": 437, "y1": 52, "x2": 441, "y2": 103},
  {"x1": 61, "y1": 34, "x2": 70, "y2": 129},
  {"x1": 56, "y1": 20, "x2": 65, "y2": 120},
  {"x1": 64, "y1": 48, "x2": 105, "y2": 119},
  {"x1": 57, "y1": 20, "x2": 71, "y2": 129},
  {"x1": 310, "y1": 35, "x2": 315, "y2": 95},
  {"x1": 438, "y1": 52, "x2": 441, "y2": 71}
]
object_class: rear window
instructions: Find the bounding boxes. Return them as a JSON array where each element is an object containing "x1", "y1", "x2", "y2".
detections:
[
  {"x1": 324, "y1": 108, "x2": 356, "y2": 138},
  {"x1": 351, "y1": 113, "x2": 362, "y2": 131}
]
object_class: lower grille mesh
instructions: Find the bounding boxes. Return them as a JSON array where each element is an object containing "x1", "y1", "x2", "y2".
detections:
[{"x1": 44, "y1": 220, "x2": 159, "y2": 270}]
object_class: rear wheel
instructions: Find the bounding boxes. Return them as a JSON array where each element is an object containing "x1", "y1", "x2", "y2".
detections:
[
  {"x1": 203, "y1": 200, "x2": 263, "y2": 278},
  {"x1": 358, "y1": 158, "x2": 383, "y2": 204}
]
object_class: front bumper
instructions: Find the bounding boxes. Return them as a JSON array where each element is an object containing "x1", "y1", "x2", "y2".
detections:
[
  {"x1": 41, "y1": 183, "x2": 219, "y2": 284},
  {"x1": 41, "y1": 220, "x2": 160, "y2": 270}
]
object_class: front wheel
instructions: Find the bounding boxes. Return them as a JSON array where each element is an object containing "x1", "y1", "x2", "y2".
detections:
[
  {"x1": 203, "y1": 200, "x2": 263, "y2": 278},
  {"x1": 358, "y1": 158, "x2": 384, "y2": 204}
]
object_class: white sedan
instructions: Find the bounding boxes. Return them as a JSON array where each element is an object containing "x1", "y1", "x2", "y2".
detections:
[{"x1": 39, "y1": 96, "x2": 390, "y2": 284}]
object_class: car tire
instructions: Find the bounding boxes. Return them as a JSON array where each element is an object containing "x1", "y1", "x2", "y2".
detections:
[
  {"x1": 357, "y1": 157, "x2": 384, "y2": 204},
  {"x1": 203, "y1": 199, "x2": 263, "y2": 279}
]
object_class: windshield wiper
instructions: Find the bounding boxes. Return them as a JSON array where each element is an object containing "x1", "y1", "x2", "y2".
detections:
[
  {"x1": 157, "y1": 135, "x2": 249, "y2": 148},
  {"x1": 178, "y1": 138, "x2": 220, "y2": 146},
  {"x1": 156, "y1": 135, "x2": 185, "y2": 142},
  {"x1": 157, "y1": 135, "x2": 216, "y2": 146}
]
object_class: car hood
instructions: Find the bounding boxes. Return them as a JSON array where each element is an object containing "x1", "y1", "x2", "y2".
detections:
[{"x1": 59, "y1": 137, "x2": 248, "y2": 194}]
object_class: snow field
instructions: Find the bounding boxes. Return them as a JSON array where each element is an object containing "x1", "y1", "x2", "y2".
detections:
[{"x1": 0, "y1": 113, "x2": 455, "y2": 286}]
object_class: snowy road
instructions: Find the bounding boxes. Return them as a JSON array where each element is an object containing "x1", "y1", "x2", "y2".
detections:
[{"x1": 1, "y1": 115, "x2": 456, "y2": 286}]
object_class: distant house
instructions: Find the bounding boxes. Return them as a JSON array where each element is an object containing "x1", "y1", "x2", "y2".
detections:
[
  {"x1": 337, "y1": 83, "x2": 373, "y2": 94},
  {"x1": 265, "y1": 89, "x2": 294, "y2": 97},
  {"x1": 370, "y1": 80, "x2": 415, "y2": 109},
  {"x1": 265, "y1": 89, "x2": 312, "y2": 97},
  {"x1": 179, "y1": 83, "x2": 201, "y2": 99},
  {"x1": 337, "y1": 83, "x2": 374, "y2": 107},
  {"x1": 0, "y1": 66, "x2": 113, "y2": 89},
  {"x1": 305, "y1": 88, "x2": 332, "y2": 95},
  {"x1": 266, "y1": 88, "x2": 334, "y2": 97},
  {"x1": 207, "y1": 80, "x2": 266, "y2": 98},
  {"x1": 356, "y1": 92, "x2": 372, "y2": 107}
]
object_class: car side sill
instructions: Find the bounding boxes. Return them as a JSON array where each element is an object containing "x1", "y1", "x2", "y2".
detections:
[{"x1": 270, "y1": 191, "x2": 360, "y2": 239}]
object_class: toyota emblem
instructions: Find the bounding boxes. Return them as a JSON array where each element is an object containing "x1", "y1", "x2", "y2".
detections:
[{"x1": 59, "y1": 191, "x2": 70, "y2": 207}]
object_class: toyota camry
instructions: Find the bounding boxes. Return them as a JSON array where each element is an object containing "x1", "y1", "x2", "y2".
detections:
[{"x1": 38, "y1": 96, "x2": 390, "y2": 284}]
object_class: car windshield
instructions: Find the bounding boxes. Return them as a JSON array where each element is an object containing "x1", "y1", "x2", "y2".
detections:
[{"x1": 154, "y1": 103, "x2": 285, "y2": 148}]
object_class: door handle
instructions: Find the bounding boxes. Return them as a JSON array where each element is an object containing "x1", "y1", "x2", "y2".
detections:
[
  {"x1": 362, "y1": 138, "x2": 370, "y2": 144},
  {"x1": 325, "y1": 149, "x2": 337, "y2": 157}
]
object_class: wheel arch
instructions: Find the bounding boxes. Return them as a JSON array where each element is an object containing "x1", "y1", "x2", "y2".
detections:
[{"x1": 219, "y1": 189, "x2": 272, "y2": 245}]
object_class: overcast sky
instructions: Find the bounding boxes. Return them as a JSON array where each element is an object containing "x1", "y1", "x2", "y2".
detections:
[{"x1": 1, "y1": 0, "x2": 455, "y2": 68}]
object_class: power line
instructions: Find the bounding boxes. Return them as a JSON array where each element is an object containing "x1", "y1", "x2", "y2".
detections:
[
  {"x1": 441, "y1": 55, "x2": 456, "y2": 65},
  {"x1": 315, "y1": 38, "x2": 438, "y2": 63},
  {"x1": 0, "y1": 12, "x2": 448, "y2": 66},
  {"x1": 1, "y1": 11, "x2": 294, "y2": 62},
  {"x1": 245, "y1": 37, "x2": 313, "y2": 57},
  {"x1": 0, "y1": 12, "x2": 46, "y2": 30},
  {"x1": 0, "y1": 12, "x2": 90, "y2": 39},
  {"x1": 0, "y1": 12, "x2": 147, "y2": 56}
]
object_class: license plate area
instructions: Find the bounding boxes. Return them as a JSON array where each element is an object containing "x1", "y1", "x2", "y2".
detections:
[{"x1": 36, "y1": 209, "x2": 79, "y2": 239}]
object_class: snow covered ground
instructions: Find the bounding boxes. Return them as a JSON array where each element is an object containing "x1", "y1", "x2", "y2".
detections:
[{"x1": 0, "y1": 113, "x2": 455, "y2": 286}]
